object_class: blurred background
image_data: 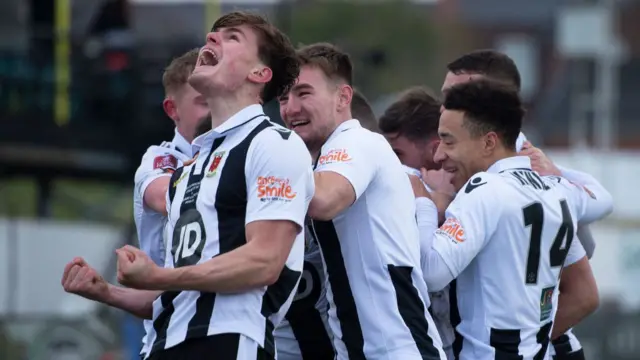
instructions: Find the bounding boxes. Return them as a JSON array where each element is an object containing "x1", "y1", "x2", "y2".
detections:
[{"x1": 0, "y1": 0, "x2": 638, "y2": 359}]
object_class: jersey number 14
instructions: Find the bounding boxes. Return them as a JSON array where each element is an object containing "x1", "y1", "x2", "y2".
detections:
[{"x1": 523, "y1": 200, "x2": 574, "y2": 284}]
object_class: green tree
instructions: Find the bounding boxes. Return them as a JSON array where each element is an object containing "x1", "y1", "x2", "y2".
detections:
[{"x1": 281, "y1": 0, "x2": 439, "y2": 97}]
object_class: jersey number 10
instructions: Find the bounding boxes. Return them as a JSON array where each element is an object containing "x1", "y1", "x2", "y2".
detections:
[{"x1": 523, "y1": 200, "x2": 574, "y2": 285}]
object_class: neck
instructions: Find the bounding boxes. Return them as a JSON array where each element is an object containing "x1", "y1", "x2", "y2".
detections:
[
  {"x1": 484, "y1": 148, "x2": 517, "y2": 170},
  {"x1": 309, "y1": 111, "x2": 352, "y2": 161},
  {"x1": 206, "y1": 87, "x2": 260, "y2": 129}
]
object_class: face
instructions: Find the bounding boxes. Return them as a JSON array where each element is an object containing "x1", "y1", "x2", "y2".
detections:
[
  {"x1": 433, "y1": 110, "x2": 488, "y2": 192},
  {"x1": 384, "y1": 133, "x2": 440, "y2": 170},
  {"x1": 189, "y1": 25, "x2": 271, "y2": 96},
  {"x1": 279, "y1": 66, "x2": 348, "y2": 152},
  {"x1": 163, "y1": 83, "x2": 210, "y2": 142}
]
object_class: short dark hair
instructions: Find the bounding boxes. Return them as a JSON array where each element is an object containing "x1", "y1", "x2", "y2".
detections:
[
  {"x1": 443, "y1": 79, "x2": 524, "y2": 150},
  {"x1": 162, "y1": 48, "x2": 200, "y2": 96},
  {"x1": 351, "y1": 89, "x2": 378, "y2": 132},
  {"x1": 296, "y1": 43, "x2": 353, "y2": 85},
  {"x1": 212, "y1": 11, "x2": 299, "y2": 103},
  {"x1": 447, "y1": 50, "x2": 521, "y2": 91},
  {"x1": 378, "y1": 86, "x2": 441, "y2": 142}
]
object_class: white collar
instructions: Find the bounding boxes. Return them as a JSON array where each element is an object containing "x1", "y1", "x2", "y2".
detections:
[
  {"x1": 172, "y1": 129, "x2": 193, "y2": 157},
  {"x1": 486, "y1": 156, "x2": 532, "y2": 173},
  {"x1": 191, "y1": 104, "x2": 266, "y2": 155},
  {"x1": 324, "y1": 119, "x2": 361, "y2": 144}
]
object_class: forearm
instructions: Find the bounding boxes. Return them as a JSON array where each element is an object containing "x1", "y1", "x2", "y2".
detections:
[
  {"x1": 559, "y1": 166, "x2": 613, "y2": 223},
  {"x1": 104, "y1": 285, "x2": 160, "y2": 319},
  {"x1": 422, "y1": 249, "x2": 456, "y2": 292},
  {"x1": 577, "y1": 225, "x2": 596, "y2": 259},
  {"x1": 416, "y1": 197, "x2": 439, "y2": 252},
  {"x1": 153, "y1": 244, "x2": 277, "y2": 293},
  {"x1": 415, "y1": 197, "x2": 456, "y2": 291},
  {"x1": 551, "y1": 292, "x2": 597, "y2": 339}
]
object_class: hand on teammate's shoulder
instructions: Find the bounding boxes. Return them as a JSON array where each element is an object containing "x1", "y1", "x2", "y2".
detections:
[{"x1": 518, "y1": 141, "x2": 561, "y2": 177}]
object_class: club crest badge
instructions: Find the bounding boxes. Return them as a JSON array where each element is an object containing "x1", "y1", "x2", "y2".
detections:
[{"x1": 206, "y1": 151, "x2": 225, "y2": 177}]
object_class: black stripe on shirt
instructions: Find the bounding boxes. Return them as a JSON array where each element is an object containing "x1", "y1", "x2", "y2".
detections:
[
  {"x1": 450, "y1": 279, "x2": 463, "y2": 360},
  {"x1": 388, "y1": 265, "x2": 441, "y2": 359},
  {"x1": 534, "y1": 322, "x2": 553, "y2": 360},
  {"x1": 311, "y1": 220, "x2": 366, "y2": 360},
  {"x1": 150, "y1": 137, "x2": 223, "y2": 354},
  {"x1": 186, "y1": 121, "x2": 272, "y2": 342},
  {"x1": 284, "y1": 259, "x2": 334, "y2": 359},
  {"x1": 490, "y1": 328, "x2": 523, "y2": 360}
]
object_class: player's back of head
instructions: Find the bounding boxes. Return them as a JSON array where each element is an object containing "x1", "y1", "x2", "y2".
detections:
[
  {"x1": 212, "y1": 11, "x2": 299, "y2": 103},
  {"x1": 162, "y1": 48, "x2": 200, "y2": 96},
  {"x1": 296, "y1": 42, "x2": 353, "y2": 85},
  {"x1": 443, "y1": 79, "x2": 524, "y2": 150},
  {"x1": 447, "y1": 50, "x2": 521, "y2": 91},
  {"x1": 351, "y1": 89, "x2": 378, "y2": 132},
  {"x1": 378, "y1": 86, "x2": 441, "y2": 142}
]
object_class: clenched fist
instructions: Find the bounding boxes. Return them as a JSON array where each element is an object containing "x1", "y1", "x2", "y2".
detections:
[
  {"x1": 518, "y1": 141, "x2": 561, "y2": 176},
  {"x1": 421, "y1": 168, "x2": 456, "y2": 196},
  {"x1": 61, "y1": 257, "x2": 110, "y2": 302},
  {"x1": 116, "y1": 245, "x2": 160, "y2": 289}
]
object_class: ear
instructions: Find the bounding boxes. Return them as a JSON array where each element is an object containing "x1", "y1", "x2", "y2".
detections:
[
  {"x1": 484, "y1": 131, "x2": 499, "y2": 154},
  {"x1": 248, "y1": 65, "x2": 273, "y2": 85},
  {"x1": 337, "y1": 84, "x2": 353, "y2": 112},
  {"x1": 163, "y1": 96, "x2": 179, "y2": 124},
  {"x1": 428, "y1": 138, "x2": 441, "y2": 157}
]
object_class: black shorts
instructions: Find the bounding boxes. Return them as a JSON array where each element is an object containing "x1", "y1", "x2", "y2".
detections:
[{"x1": 147, "y1": 333, "x2": 272, "y2": 360}]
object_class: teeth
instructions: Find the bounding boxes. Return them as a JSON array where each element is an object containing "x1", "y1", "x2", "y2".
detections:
[
  {"x1": 291, "y1": 121, "x2": 309, "y2": 126},
  {"x1": 199, "y1": 49, "x2": 218, "y2": 66}
]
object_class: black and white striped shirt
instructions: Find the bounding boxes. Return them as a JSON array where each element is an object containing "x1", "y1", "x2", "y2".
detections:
[
  {"x1": 144, "y1": 104, "x2": 314, "y2": 358},
  {"x1": 311, "y1": 120, "x2": 447, "y2": 360}
]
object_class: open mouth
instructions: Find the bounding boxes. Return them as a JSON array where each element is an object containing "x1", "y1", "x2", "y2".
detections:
[
  {"x1": 197, "y1": 48, "x2": 219, "y2": 67},
  {"x1": 290, "y1": 120, "x2": 310, "y2": 129}
]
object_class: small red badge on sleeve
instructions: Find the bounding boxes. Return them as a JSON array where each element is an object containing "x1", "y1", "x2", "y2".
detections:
[{"x1": 153, "y1": 154, "x2": 178, "y2": 172}]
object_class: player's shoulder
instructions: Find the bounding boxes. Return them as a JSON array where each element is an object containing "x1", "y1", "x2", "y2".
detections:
[
  {"x1": 323, "y1": 124, "x2": 382, "y2": 154},
  {"x1": 458, "y1": 172, "x2": 505, "y2": 197},
  {"x1": 250, "y1": 122, "x2": 310, "y2": 160}
]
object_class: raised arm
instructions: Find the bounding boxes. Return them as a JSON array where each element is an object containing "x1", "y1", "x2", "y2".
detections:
[{"x1": 61, "y1": 257, "x2": 159, "y2": 319}]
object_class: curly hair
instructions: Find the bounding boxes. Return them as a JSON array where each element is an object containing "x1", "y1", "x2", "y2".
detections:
[{"x1": 443, "y1": 79, "x2": 524, "y2": 149}]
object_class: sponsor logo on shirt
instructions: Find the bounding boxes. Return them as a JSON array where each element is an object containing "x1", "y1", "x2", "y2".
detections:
[
  {"x1": 257, "y1": 176, "x2": 297, "y2": 202},
  {"x1": 436, "y1": 217, "x2": 465, "y2": 244},
  {"x1": 318, "y1": 148, "x2": 351, "y2": 166},
  {"x1": 206, "y1": 151, "x2": 225, "y2": 178},
  {"x1": 540, "y1": 286, "x2": 555, "y2": 321},
  {"x1": 153, "y1": 154, "x2": 178, "y2": 173}
]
